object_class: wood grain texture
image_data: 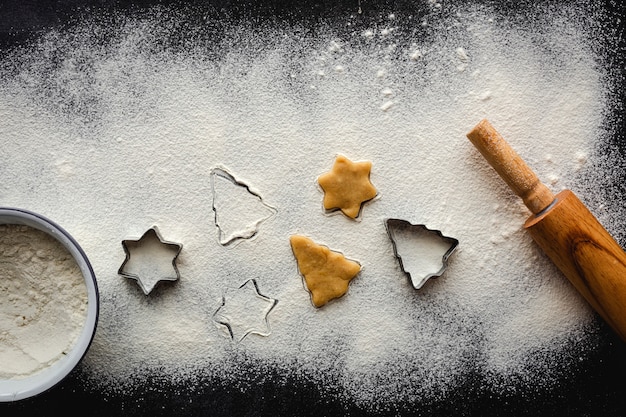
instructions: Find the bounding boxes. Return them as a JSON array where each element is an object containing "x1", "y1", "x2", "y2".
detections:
[
  {"x1": 526, "y1": 190, "x2": 626, "y2": 341},
  {"x1": 467, "y1": 119, "x2": 626, "y2": 343}
]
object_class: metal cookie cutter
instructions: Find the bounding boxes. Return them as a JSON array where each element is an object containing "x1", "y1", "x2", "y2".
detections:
[
  {"x1": 118, "y1": 225, "x2": 183, "y2": 295},
  {"x1": 385, "y1": 218, "x2": 459, "y2": 290}
]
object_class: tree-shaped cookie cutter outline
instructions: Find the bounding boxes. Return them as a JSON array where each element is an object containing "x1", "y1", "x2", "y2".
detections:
[
  {"x1": 209, "y1": 166, "x2": 278, "y2": 247},
  {"x1": 385, "y1": 218, "x2": 459, "y2": 290}
]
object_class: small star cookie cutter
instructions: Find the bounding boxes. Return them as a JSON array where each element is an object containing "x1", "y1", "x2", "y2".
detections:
[
  {"x1": 385, "y1": 219, "x2": 459, "y2": 290},
  {"x1": 118, "y1": 225, "x2": 183, "y2": 295}
]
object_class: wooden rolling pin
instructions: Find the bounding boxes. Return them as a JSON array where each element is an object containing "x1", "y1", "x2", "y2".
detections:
[{"x1": 467, "y1": 119, "x2": 626, "y2": 342}]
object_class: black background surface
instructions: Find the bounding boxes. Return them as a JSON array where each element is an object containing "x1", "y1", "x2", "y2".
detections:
[{"x1": 1, "y1": 0, "x2": 626, "y2": 416}]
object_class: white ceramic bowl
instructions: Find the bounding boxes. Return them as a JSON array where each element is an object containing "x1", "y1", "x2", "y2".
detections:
[{"x1": 0, "y1": 207, "x2": 99, "y2": 402}]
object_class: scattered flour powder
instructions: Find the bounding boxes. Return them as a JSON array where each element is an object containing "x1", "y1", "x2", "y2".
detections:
[
  {"x1": 0, "y1": 225, "x2": 88, "y2": 379},
  {"x1": 0, "y1": 0, "x2": 621, "y2": 409}
]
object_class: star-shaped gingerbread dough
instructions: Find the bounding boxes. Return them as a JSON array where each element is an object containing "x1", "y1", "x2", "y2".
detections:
[
  {"x1": 317, "y1": 154, "x2": 378, "y2": 219},
  {"x1": 290, "y1": 234, "x2": 361, "y2": 307}
]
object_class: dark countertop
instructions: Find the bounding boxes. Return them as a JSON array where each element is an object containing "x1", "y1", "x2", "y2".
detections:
[{"x1": 1, "y1": 1, "x2": 626, "y2": 415}]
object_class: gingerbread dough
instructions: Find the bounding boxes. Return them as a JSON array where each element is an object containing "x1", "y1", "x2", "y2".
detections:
[
  {"x1": 317, "y1": 155, "x2": 377, "y2": 219},
  {"x1": 289, "y1": 235, "x2": 361, "y2": 307}
]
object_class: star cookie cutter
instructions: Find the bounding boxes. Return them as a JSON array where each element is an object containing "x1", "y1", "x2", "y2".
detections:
[
  {"x1": 385, "y1": 219, "x2": 459, "y2": 290},
  {"x1": 118, "y1": 225, "x2": 183, "y2": 295}
]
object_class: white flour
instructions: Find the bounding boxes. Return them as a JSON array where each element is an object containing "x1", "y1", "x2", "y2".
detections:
[
  {"x1": 0, "y1": 225, "x2": 88, "y2": 379},
  {"x1": 0, "y1": 0, "x2": 618, "y2": 408}
]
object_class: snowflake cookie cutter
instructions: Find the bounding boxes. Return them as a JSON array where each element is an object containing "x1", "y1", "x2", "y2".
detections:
[
  {"x1": 385, "y1": 218, "x2": 459, "y2": 290},
  {"x1": 118, "y1": 225, "x2": 183, "y2": 295}
]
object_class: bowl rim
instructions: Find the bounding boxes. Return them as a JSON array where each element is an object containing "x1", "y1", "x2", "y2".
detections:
[{"x1": 0, "y1": 207, "x2": 99, "y2": 402}]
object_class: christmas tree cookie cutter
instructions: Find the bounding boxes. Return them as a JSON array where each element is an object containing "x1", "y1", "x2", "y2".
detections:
[{"x1": 385, "y1": 218, "x2": 459, "y2": 290}]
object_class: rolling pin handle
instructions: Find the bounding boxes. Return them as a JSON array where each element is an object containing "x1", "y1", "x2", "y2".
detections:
[{"x1": 466, "y1": 119, "x2": 555, "y2": 214}]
